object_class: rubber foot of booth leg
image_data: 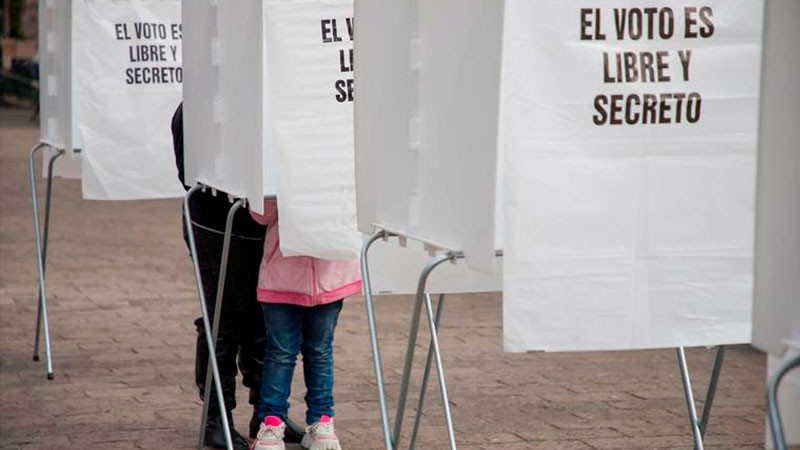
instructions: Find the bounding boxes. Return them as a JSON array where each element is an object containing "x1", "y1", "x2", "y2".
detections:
[
  {"x1": 33, "y1": 354, "x2": 39, "y2": 361},
  {"x1": 47, "y1": 373, "x2": 54, "y2": 380}
]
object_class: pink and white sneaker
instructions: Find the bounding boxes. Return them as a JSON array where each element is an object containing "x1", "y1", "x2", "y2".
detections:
[
  {"x1": 250, "y1": 416, "x2": 285, "y2": 450},
  {"x1": 301, "y1": 415, "x2": 341, "y2": 450}
]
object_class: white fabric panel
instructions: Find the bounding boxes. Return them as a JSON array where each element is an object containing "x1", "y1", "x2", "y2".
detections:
[
  {"x1": 38, "y1": 0, "x2": 81, "y2": 180},
  {"x1": 265, "y1": 0, "x2": 361, "y2": 258},
  {"x1": 354, "y1": 0, "x2": 505, "y2": 273},
  {"x1": 353, "y1": 0, "x2": 411, "y2": 239},
  {"x1": 38, "y1": 0, "x2": 78, "y2": 152},
  {"x1": 181, "y1": 0, "x2": 220, "y2": 193},
  {"x1": 183, "y1": 1, "x2": 271, "y2": 213},
  {"x1": 73, "y1": 0, "x2": 184, "y2": 200},
  {"x1": 752, "y1": 0, "x2": 800, "y2": 358},
  {"x1": 368, "y1": 237, "x2": 501, "y2": 295},
  {"x1": 217, "y1": 0, "x2": 267, "y2": 210},
  {"x1": 503, "y1": 0, "x2": 763, "y2": 352}
]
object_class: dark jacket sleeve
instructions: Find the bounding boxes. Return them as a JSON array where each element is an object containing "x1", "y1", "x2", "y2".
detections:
[{"x1": 171, "y1": 102, "x2": 187, "y2": 189}]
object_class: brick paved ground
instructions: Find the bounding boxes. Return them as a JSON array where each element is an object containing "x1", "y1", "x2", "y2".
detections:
[{"x1": 0, "y1": 107, "x2": 772, "y2": 449}]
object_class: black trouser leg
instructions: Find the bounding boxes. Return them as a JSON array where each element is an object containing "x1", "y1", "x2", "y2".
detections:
[
  {"x1": 239, "y1": 298, "x2": 266, "y2": 408},
  {"x1": 194, "y1": 317, "x2": 239, "y2": 414},
  {"x1": 185, "y1": 224, "x2": 266, "y2": 416}
]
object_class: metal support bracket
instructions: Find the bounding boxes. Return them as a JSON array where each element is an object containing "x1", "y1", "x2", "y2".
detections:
[
  {"x1": 767, "y1": 352, "x2": 800, "y2": 450},
  {"x1": 361, "y1": 230, "x2": 458, "y2": 449},
  {"x1": 676, "y1": 345, "x2": 727, "y2": 450},
  {"x1": 197, "y1": 197, "x2": 245, "y2": 449},
  {"x1": 184, "y1": 184, "x2": 234, "y2": 450}
]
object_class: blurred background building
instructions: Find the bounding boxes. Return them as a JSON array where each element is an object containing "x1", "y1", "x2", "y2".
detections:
[{"x1": 1, "y1": 0, "x2": 39, "y2": 107}]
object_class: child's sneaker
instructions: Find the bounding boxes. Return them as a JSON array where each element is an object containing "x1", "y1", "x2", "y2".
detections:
[
  {"x1": 301, "y1": 415, "x2": 341, "y2": 450},
  {"x1": 250, "y1": 416, "x2": 285, "y2": 450}
]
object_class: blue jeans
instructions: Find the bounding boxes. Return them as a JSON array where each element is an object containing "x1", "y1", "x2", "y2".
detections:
[{"x1": 257, "y1": 300, "x2": 343, "y2": 425}]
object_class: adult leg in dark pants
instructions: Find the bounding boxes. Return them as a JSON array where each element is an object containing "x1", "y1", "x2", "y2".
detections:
[{"x1": 188, "y1": 224, "x2": 266, "y2": 449}]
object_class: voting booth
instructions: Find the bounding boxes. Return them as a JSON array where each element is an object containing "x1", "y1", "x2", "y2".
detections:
[
  {"x1": 354, "y1": 0, "x2": 765, "y2": 449},
  {"x1": 354, "y1": 0, "x2": 504, "y2": 274},
  {"x1": 182, "y1": 1, "x2": 371, "y2": 447},
  {"x1": 73, "y1": 0, "x2": 184, "y2": 200},
  {"x1": 183, "y1": 0, "x2": 360, "y2": 260},
  {"x1": 32, "y1": 0, "x2": 780, "y2": 447},
  {"x1": 35, "y1": 0, "x2": 184, "y2": 203},
  {"x1": 501, "y1": 0, "x2": 762, "y2": 353},
  {"x1": 36, "y1": 0, "x2": 183, "y2": 197},
  {"x1": 30, "y1": 0, "x2": 183, "y2": 381},
  {"x1": 499, "y1": 4, "x2": 763, "y2": 446},
  {"x1": 182, "y1": 0, "x2": 507, "y2": 447},
  {"x1": 354, "y1": 1, "x2": 505, "y2": 448},
  {"x1": 752, "y1": 1, "x2": 800, "y2": 447}
]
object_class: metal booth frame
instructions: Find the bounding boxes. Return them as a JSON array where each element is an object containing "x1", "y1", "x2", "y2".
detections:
[
  {"x1": 28, "y1": 142, "x2": 65, "y2": 380},
  {"x1": 767, "y1": 351, "x2": 800, "y2": 450},
  {"x1": 28, "y1": 156, "x2": 738, "y2": 450},
  {"x1": 184, "y1": 184, "x2": 304, "y2": 450},
  {"x1": 28, "y1": 168, "x2": 242, "y2": 450},
  {"x1": 360, "y1": 228, "x2": 729, "y2": 450}
]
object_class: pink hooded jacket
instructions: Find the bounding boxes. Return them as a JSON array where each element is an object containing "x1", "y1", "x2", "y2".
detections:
[{"x1": 250, "y1": 199, "x2": 362, "y2": 306}]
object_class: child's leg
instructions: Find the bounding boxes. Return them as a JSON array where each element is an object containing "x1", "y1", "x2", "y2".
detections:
[
  {"x1": 301, "y1": 300, "x2": 344, "y2": 425},
  {"x1": 257, "y1": 302, "x2": 304, "y2": 423}
]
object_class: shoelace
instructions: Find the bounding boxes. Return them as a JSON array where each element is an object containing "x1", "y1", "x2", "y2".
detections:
[
  {"x1": 258, "y1": 425, "x2": 284, "y2": 441},
  {"x1": 311, "y1": 422, "x2": 335, "y2": 436}
]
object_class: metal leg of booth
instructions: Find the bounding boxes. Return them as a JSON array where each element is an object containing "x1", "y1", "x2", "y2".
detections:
[
  {"x1": 29, "y1": 143, "x2": 61, "y2": 379},
  {"x1": 184, "y1": 184, "x2": 234, "y2": 450},
  {"x1": 197, "y1": 198, "x2": 245, "y2": 449},
  {"x1": 676, "y1": 345, "x2": 727, "y2": 450},
  {"x1": 394, "y1": 254, "x2": 455, "y2": 449},
  {"x1": 361, "y1": 233, "x2": 459, "y2": 449},
  {"x1": 33, "y1": 147, "x2": 64, "y2": 365},
  {"x1": 421, "y1": 291, "x2": 456, "y2": 450},
  {"x1": 767, "y1": 352, "x2": 800, "y2": 450},
  {"x1": 361, "y1": 231, "x2": 394, "y2": 450},
  {"x1": 408, "y1": 294, "x2": 445, "y2": 450},
  {"x1": 699, "y1": 346, "x2": 725, "y2": 437},
  {"x1": 677, "y1": 347, "x2": 705, "y2": 450}
]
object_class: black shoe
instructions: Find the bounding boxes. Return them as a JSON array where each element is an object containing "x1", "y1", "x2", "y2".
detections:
[
  {"x1": 205, "y1": 415, "x2": 250, "y2": 450},
  {"x1": 249, "y1": 413, "x2": 260, "y2": 440},
  {"x1": 284, "y1": 417, "x2": 306, "y2": 444},
  {"x1": 249, "y1": 413, "x2": 305, "y2": 443}
]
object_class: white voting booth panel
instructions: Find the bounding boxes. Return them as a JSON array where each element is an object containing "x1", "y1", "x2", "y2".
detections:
[
  {"x1": 38, "y1": 0, "x2": 81, "y2": 179},
  {"x1": 39, "y1": 0, "x2": 75, "y2": 151},
  {"x1": 753, "y1": 3, "x2": 800, "y2": 444},
  {"x1": 502, "y1": 0, "x2": 763, "y2": 352},
  {"x1": 184, "y1": 0, "x2": 360, "y2": 259},
  {"x1": 183, "y1": 0, "x2": 268, "y2": 211},
  {"x1": 265, "y1": 0, "x2": 361, "y2": 259},
  {"x1": 73, "y1": 0, "x2": 184, "y2": 200},
  {"x1": 752, "y1": 0, "x2": 800, "y2": 359},
  {"x1": 181, "y1": 0, "x2": 222, "y2": 198},
  {"x1": 354, "y1": 0, "x2": 505, "y2": 273}
]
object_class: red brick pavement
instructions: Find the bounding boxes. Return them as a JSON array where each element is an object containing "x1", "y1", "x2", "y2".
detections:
[{"x1": 0, "y1": 107, "x2": 772, "y2": 449}]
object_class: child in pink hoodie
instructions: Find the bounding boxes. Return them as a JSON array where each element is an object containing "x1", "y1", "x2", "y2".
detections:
[{"x1": 250, "y1": 199, "x2": 360, "y2": 450}]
